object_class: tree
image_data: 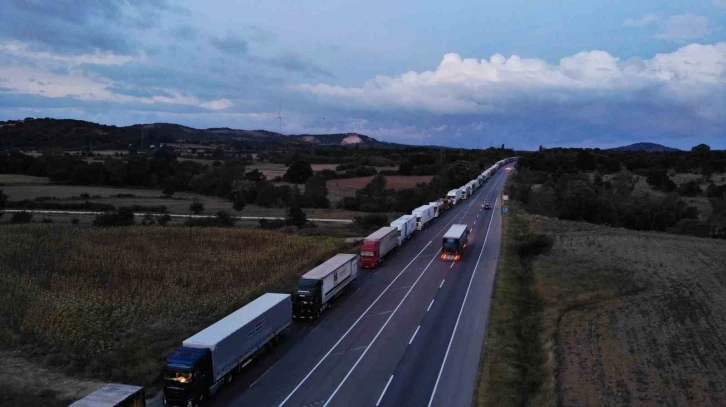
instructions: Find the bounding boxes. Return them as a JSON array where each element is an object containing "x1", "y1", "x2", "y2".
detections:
[
  {"x1": 92, "y1": 207, "x2": 134, "y2": 227},
  {"x1": 677, "y1": 180, "x2": 703, "y2": 197},
  {"x1": 0, "y1": 188, "x2": 6, "y2": 219},
  {"x1": 691, "y1": 144, "x2": 711, "y2": 153},
  {"x1": 283, "y1": 160, "x2": 314, "y2": 184},
  {"x1": 303, "y1": 176, "x2": 330, "y2": 208},
  {"x1": 11, "y1": 211, "x2": 33, "y2": 224},
  {"x1": 157, "y1": 214, "x2": 172, "y2": 225},
  {"x1": 190, "y1": 200, "x2": 204, "y2": 214},
  {"x1": 255, "y1": 183, "x2": 278, "y2": 207},
  {"x1": 162, "y1": 184, "x2": 175, "y2": 197},
  {"x1": 286, "y1": 187, "x2": 307, "y2": 227},
  {"x1": 229, "y1": 179, "x2": 249, "y2": 212}
]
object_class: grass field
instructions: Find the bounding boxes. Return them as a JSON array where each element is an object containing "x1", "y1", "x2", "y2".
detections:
[
  {"x1": 478, "y1": 204, "x2": 726, "y2": 406},
  {"x1": 0, "y1": 174, "x2": 51, "y2": 185},
  {"x1": 326, "y1": 175, "x2": 433, "y2": 199},
  {"x1": 0, "y1": 225, "x2": 349, "y2": 390}
]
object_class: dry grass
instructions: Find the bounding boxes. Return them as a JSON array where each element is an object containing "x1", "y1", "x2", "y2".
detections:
[
  {"x1": 0, "y1": 225, "x2": 348, "y2": 385},
  {"x1": 532, "y1": 215, "x2": 726, "y2": 406}
]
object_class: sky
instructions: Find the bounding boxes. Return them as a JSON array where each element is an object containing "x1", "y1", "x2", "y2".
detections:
[{"x1": 0, "y1": 0, "x2": 724, "y2": 150}]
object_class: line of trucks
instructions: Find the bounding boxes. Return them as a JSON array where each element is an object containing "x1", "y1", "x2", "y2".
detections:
[{"x1": 71, "y1": 159, "x2": 516, "y2": 407}]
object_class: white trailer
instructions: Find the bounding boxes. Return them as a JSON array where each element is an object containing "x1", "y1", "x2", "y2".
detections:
[
  {"x1": 447, "y1": 189, "x2": 462, "y2": 204},
  {"x1": 293, "y1": 254, "x2": 358, "y2": 318},
  {"x1": 459, "y1": 186, "x2": 468, "y2": 200},
  {"x1": 412, "y1": 204, "x2": 435, "y2": 230},
  {"x1": 429, "y1": 201, "x2": 444, "y2": 217},
  {"x1": 390, "y1": 214, "x2": 417, "y2": 246},
  {"x1": 70, "y1": 384, "x2": 145, "y2": 407},
  {"x1": 464, "y1": 183, "x2": 473, "y2": 197}
]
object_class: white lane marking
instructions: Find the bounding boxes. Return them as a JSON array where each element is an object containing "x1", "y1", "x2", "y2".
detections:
[
  {"x1": 427, "y1": 299, "x2": 435, "y2": 312},
  {"x1": 409, "y1": 325, "x2": 421, "y2": 345},
  {"x1": 249, "y1": 360, "x2": 281, "y2": 388},
  {"x1": 322, "y1": 252, "x2": 440, "y2": 407},
  {"x1": 279, "y1": 168, "x2": 498, "y2": 406},
  {"x1": 376, "y1": 375, "x2": 395, "y2": 406},
  {"x1": 427, "y1": 195, "x2": 501, "y2": 407},
  {"x1": 277, "y1": 239, "x2": 432, "y2": 406},
  {"x1": 440, "y1": 279, "x2": 445, "y2": 288},
  {"x1": 473, "y1": 221, "x2": 476, "y2": 225},
  {"x1": 449, "y1": 262, "x2": 455, "y2": 269}
]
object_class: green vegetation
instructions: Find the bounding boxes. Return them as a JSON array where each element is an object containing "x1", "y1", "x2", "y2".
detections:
[
  {"x1": 512, "y1": 147, "x2": 726, "y2": 238},
  {"x1": 0, "y1": 225, "x2": 347, "y2": 387},
  {"x1": 477, "y1": 204, "x2": 549, "y2": 407}
]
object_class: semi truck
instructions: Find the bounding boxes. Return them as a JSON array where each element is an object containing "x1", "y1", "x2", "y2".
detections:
[
  {"x1": 390, "y1": 214, "x2": 416, "y2": 246},
  {"x1": 412, "y1": 204, "x2": 435, "y2": 230},
  {"x1": 163, "y1": 293, "x2": 292, "y2": 407},
  {"x1": 459, "y1": 186, "x2": 468, "y2": 200},
  {"x1": 70, "y1": 384, "x2": 145, "y2": 407},
  {"x1": 441, "y1": 224, "x2": 470, "y2": 261},
  {"x1": 429, "y1": 201, "x2": 444, "y2": 217},
  {"x1": 293, "y1": 254, "x2": 358, "y2": 319},
  {"x1": 447, "y1": 189, "x2": 462, "y2": 204},
  {"x1": 360, "y1": 226, "x2": 398, "y2": 268},
  {"x1": 439, "y1": 197, "x2": 452, "y2": 211}
]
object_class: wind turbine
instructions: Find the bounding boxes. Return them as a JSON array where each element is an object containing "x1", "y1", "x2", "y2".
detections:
[
  {"x1": 274, "y1": 104, "x2": 284, "y2": 134},
  {"x1": 321, "y1": 115, "x2": 328, "y2": 134}
]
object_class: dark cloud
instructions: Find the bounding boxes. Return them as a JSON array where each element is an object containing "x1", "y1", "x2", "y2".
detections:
[
  {"x1": 209, "y1": 34, "x2": 248, "y2": 55},
  {"x1": 0, "y1": 0, "x2": 175, "y2": 54},
  {"x1": 105, "y1": 86, "x2": 174, "y2": 99},
  {"x1": 266, "y1": 52, "x2": 334, "y2": 78}
]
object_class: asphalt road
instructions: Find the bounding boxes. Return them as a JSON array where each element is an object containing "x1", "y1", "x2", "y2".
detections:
[{"x1": 208, "y1": 166, "x2": 511, "y2": 407}]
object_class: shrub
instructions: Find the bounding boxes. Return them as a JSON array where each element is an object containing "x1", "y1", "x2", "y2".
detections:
[
  {"x1": 119, "y1": 205, "x2": 168, "y2": 214},
  {"x1": 258, "y1": 218, "x2": 286, "y2": 229},
  {"x1": 11, "y1": 211, "x2": 33, "y2": 223},
  {"x1": 156, "y1": 214, "x2": 172, "y2": 226},
  {"x1": 184, "y1": 212, "x2": 237, "y2": 227},
  {"x1": 93, "y1": 208, "x2": 135, "y2": 227},
  {"x1": 141, "y1": 214, "x2": 156, "y2": 226},
  {"x1": 42, "y1": 217, "x2": 53, "y2": 224},
  {"x1": 71, "y1": 217, "x2": 80, "y2": 225},
  {"x1": 190, "y1": 201, "x2": 204, "y2": 214},
  {"x1": 353, "y1": 213, "x2": 389, "y2": 229}
]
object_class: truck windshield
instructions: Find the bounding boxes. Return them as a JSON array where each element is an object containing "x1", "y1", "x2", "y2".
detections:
[
  {"x1": 298, "y1": 278, "x2": 319, "y2": 288},
  {"x1": 361, "y1": 251, "x2": 375, "y2": 257},
  {"x1": 165, "y1": 368, "x2": 192, "y2": 384},
  {"x1": 443, "y1": 238, "x2": 458, "y2": 253}
]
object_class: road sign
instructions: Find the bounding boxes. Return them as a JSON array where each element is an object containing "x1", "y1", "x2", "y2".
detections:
[
  {"x1": 502, "y1": 206, "x2": 508, "y2": 213},
  {"x1": 502, "y1": 195, "x2": 509, "y2": 201}
]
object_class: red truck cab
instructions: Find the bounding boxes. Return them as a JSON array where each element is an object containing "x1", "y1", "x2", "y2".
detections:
[{"x1": 359, "y1": 241, "x2": 380, "y2": 268}]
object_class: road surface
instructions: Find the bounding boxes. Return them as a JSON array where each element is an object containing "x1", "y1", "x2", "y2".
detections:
[{"x1": 199, "y1": 165, "x2": 511, "y2": 407}]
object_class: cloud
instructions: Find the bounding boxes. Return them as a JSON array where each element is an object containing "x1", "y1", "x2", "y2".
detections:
[
  {"x1": 715, "y1": 0, "x2": 726, "y2": 8},
  {"x1": 654, "y1": 14, "x2": 713, "y2": 41},
  {"x1": 623, "y1": 14, "x2": 660, "y2": 27},
  {"x1": 0, "y1": 41, "x2": 136, "y2": 66},
  {"x1": 209, "y1": 34, "x2": 248, "y2": 55},
  {"x1": 266, "y1": 52, "x2": 333, "y2": 78}
]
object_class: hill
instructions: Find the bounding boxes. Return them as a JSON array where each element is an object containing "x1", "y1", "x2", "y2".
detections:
[
  {"x1": 0, "y1": 118, "x2": 404, "y2": 151},
  {"x1": 609, "y1": 142, "x2": 680, "y2": 152}
]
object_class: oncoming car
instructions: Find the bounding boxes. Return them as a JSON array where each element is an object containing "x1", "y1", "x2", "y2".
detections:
[{"x1": 483, "y1": 203, "x2": 492, "y2": 210}]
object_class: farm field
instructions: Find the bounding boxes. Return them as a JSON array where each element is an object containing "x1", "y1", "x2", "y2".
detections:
[
  {"x1": 327, "y1": 175, "x2": 433, "y2": 199},
  {"x1": 0, "y1": 174, "x2": 51, "y2": 185},
  {"x1": 479, "y1": 205, "x2": 726, "y2": 406},
  {"x1": 0, "y1": 225, "x2": 349, "y2": 403}
]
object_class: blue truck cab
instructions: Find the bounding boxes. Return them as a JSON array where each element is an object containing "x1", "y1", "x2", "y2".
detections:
[{"x1": 163, "y1": 347, "x2": 212, "y2": 407}]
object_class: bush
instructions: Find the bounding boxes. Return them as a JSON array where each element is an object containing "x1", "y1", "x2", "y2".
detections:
[
  {"x1": 5, "y1": 200, "x2": 115, "y2": 212},
  {"x1": 71, "y1": 217, "x2": 80, "y2": 225},
  {"x1": 353, "y1": 213, "x2": 389, "y2": 228},
  {"x1": 119, "y1": 205, "x2": 168, "y2": 213},
  {"x1": 42, "y1": 217, "x2": 53, "y2": 224},
  {"x1": 93, "y1": 208, "x2": 135, "y2": 227},
  {"x1": 156, "y1": 214, "x2": 172, "y2": 226},
  {"x1": 141, "y1": 213, "x2": 156, "y2": 226},
  {"x1": 516, "y1": 234, "x2": 553, "y2": 258},
  {"x1": 184, "y1": 212, "x2": 237, "y2": 227},
  {"x1": 11, "y1": 211, "x2": 33, "y2": 223},
  {"x1": 258, "y1": 218, "x2": 286, "y2": 229},
  {"x1": 190, "y1": 201, "x2": 204, "y2": 214}
]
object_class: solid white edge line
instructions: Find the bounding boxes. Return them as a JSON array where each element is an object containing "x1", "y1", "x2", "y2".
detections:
[
  {"x1": 322, "y1": 252, "x2": 440, "y2": 407},
  {"x1": 277, "y1": 240, "x2": 431, "y2": 406},
  {"x1": 427, "y1": 172, "x2": 506, "y2": 407},
  {"x1": 249, "y1": 359, "x2": 280, "y2": 388},
  {"x1": 427, "y1": 299, "x2": 435, "y2": 312},
  {"x1": 409, "y1": 325, "x2": 421, "y2": 345},
  {"x1": 279, "y1": 181, "x2": 486, "y2": 406},
  {"x1": 376, "y1": 375, "x2": 395, "y2": 407}
]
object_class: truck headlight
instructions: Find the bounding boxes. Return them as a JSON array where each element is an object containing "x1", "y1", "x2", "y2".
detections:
[{"x1": 187, "y1": 401, "x2": 193, "y2": 407}]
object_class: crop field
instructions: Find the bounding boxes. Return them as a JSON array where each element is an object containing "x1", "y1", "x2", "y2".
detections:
[
  {"x1": 0, "y1": 225, "x2": 348, "y2": 387},
  {"x1": 327, "y1": 175, "x2": 433, "y2": 198},
  {"x1": 0, "y1": 174, "x2": 50, "y2": 185},
  {"x1": 480, "y1": 206, "x2": 726, "y2": 407}
]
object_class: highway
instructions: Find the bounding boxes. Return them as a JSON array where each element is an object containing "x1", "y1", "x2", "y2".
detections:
[{"x1": 210, "y1": 165, "x2": 511, "y2": 407}]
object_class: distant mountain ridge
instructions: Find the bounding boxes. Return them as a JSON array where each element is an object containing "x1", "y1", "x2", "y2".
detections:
[
  {"x1": 609, "y1": 142, "x2": 680, "y2": 152},
  {"x1": 0, "y1": 118, "x2": 405, "y2": 150}
]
